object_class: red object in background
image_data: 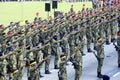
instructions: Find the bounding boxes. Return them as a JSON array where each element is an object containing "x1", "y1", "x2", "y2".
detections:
[
  {"x1": 103, "y1": 0, "x2": 106, "y2": 3},
  {"x1": 118, "y1": 0, "x2": 120, "y2": 3},
  {"x1": 7, "y1": 31, "x2": 13, "y2": 35},
  {"x1": 117, "y1": 31, "x2": 120, "y2": 36}
]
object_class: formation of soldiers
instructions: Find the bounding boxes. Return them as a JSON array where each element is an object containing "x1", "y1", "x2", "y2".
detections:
[{"x1": 0, "y1": 2, "x2": 120, "y2": 80}]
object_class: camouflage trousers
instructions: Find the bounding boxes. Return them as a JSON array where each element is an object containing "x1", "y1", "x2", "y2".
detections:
[
  {"x1": 74, "y1": 66, "x2": 82, "y2": 80},
  {"x1": 97, "y1": 58, "x2": 104, "y2": 72},
  {"x1": 0, "y1": 76, "x2": 6, "y2": 80},
  {"x1": 118, "y1": 51, "x2": 120, "y2": 65},
  {"x1": 69, "y1": 45, "x2": 75, "y2": 57},
  {"x1": 52, "y1": 47, "x2": 60, "y2": 66},
  {"x1": 45, "y1": 54, "x2": 51, "y2": 71}
]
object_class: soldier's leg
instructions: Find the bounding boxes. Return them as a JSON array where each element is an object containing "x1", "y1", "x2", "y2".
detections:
[
  {"x1": 87, "y1": 39, "x2": 92, "y2": 52},
  {"x1": 75, "y1": 66, "x2": 82, "y2": 80},
  {"x1": 97, "y1": 58, "x2": 104, "y2": 78},
  {"x1": 54, "y1": 48, "x2": 59, "y2": 69},
  {"x1": 118, "y1": 51, "x2": 120, "y2": 67},
  {"x1": 106, "y1": 30, "x2": 110, "y2": 45},
  {"x1": 0, "y1": 76, "x2": 6, "y2": 80},
  {"x1": 45, "y1": 54, "x2": 51, "y2": 74},
  {"x1": 18, "y1": 68, "x2": 24, "y2": 80},
  {"x1": 110, "y1": 23, "x2": 115, "y2": 42},
  {"x1": 70, "y1": 45, "x2": 75, "y2": 57},
  {"x1": 38, "y1": 65, "x2": 44, "y2": 77}
]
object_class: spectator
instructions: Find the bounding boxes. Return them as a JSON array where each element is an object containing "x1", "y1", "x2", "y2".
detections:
[{"x1": 70, "y1": 5, "x2": 74, "y2": 13}]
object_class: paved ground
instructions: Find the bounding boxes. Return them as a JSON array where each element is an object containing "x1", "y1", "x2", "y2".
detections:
[{"x1": 21, "y1": 42, "x2": 120, "y2": 80}]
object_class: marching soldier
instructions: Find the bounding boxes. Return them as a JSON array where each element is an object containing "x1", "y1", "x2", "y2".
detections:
[
  {"x1": 16, "y1": 45, "x2": 25, "y2": 80},
  {"x1": 104, "y1": 16, "x2": 110, "y2": 45},
  {"x1": 58, "y1": 54, "x2": 67, "y2": 80},
  {"x1": 114, "y1": 31, "x2": 120, "y2": 67},
  {"x1": 117, "y1": 31, "x2": 120, "y2": 67},
  {"x1": 52, "y1": 33, "x2": 60, "y2": 69},
  {"x1": 35, "y1": 45, "x2": 44, "y2": 77},
  {"x1": 78, "y1": 24, "x2": 86, "y2": 55},
  {"x1": 86, "y1": 20, "x2": 92, "y2": 52},
  {"x1": 95, "y1": 37, "x2": 105, "y2": 78},
  {"x1": 0, "y1": 53, "x2": 7, "y2": 80},
  {"x1": 26, "y1": 47, "x2": 39, "y2": 80},
  {"x1": 110, "y1": 14, "x2": 117, "y2": 42},
  {"x1": 43, "y1": 34, "x2": 52, "y2": 74},
  {"x1": 7, "y1": 49, "x2": 18, "y2": 80},
  {"x1": 73, "y1": 45, "x2": 82, "y2": 80}
]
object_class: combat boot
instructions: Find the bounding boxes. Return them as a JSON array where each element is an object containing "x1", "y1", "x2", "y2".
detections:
[
  {"x1": 111, "y1": 38, "x2": 116, "y2": 42},
  {"x1": 97, "y1": 72, "x2": 103, "y2": 78},
  {"x1": 118, "y1": 64, "x2": 120, "y2": 68},
  {"x1": 54, "y1": 65, "x2": 59, "y2": 69},
  {"x1": 45, "y1": 70, "x2": 51, "y2": 74},
  {"x1": 106, "y1": 41, "x2": 110, "y2": 45},
  {"x1": 40, "y1": 75, "x2": 44, "y2": 78},
  {"x1": 88, "y1": 48, "x2": 92, "y2": 52},
  {"x1": 94, "y1": 46, "x2": 96, "y2": 50},
  {"x1": 81, "y1": 51, "x2": 85, "y2": 56},
  {"x1": 39, "y1": 72, "x2": 44, "y2": 78}
]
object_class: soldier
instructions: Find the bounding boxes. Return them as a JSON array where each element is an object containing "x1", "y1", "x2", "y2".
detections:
[
  {"x1": 58, "y1": 54, "x2": 67, "y2": 80},
  {"x1": 86, "y1": 21, "x2": 92, "y2": 52},
  {"x1": 43, "y1": 34, "x2": 51, "y2": 74},
  {"x1": 7, "y1": 49, "x2": 18, "y2": 80},
  {"x1": 52, "y1": 33, "x2": 60, "y2": 69},
  {"x1": 104, "y1": 16, "x2": 111, "y2": 45},
  {"x1": 35, "y1": 44, "x2": 44, "y2": 77},
  {"x1": 118, "y1": 14, "x2": 120, "y2": 31},
  {"x1": 0, "y1": 53, "x2": 7, "y2": 80},
  {"x1": 110, "y1": 14, "x2": 117, "y2": 42},
  {"x1": 114, "y1": 31, "x2": 120, "y2": 67},
  {"x1": 68, "y1": 27, "x2": 75, "y2": 58},
  {"x1": 78, "y1": 23, "x2": 86, "y2": 55},
  {"x1": 73, "y1": 45, "x2": 82, "y2": 80},
  {"x1": 95, "y1": 37, "x2": 105, "y2": 78},
  {"x1": 26, "y1": 47, "x2": 39, "y2": 80},
  {"x1": 16, "y1": 45, "x2": 25, "y2": 80}
]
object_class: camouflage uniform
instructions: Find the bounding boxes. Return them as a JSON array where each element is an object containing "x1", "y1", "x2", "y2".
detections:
[
  {"x1": 27, "y1": 51, "x2": 39, "y2": 80},
  {"x1": 0, "y1": 56, "x2": 7, "y2": 80},
  {"x1": 7, "y1": 51, "x2": 17, "y2": 80},
  {"x1": 16, "y1": 47, "x2": 25, "y2": 80},
  {"x1": 73, "y1": 46, "x2": 82, "y2": 80},
  {"x1": 104, "y1": 16, "x2": 110, "y2": 45},
  {"x1": 116, "y1": 31, "x2": 120, "y2": 67},
  {"x1": 58, "y1": 55, "x2": 67, "y2": 80},
  {"x1": 43, "y1": 35, "x2": 51, "y2": 74},
  {"x1": 52, "y1": 33, "x2": 60, "y2": 69},
  {"x1": 36, "y1": 48, "x2": 44, "y2": 77},
  {"x1": 86, "y1": 25, "x2": 92, "y2": 52},
  {"x1": 110, "y1": 15, "x2": 117, "y2": 42},
  {"x1": 95, "y1": 37, "x2": 105, "y2": 78}
]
